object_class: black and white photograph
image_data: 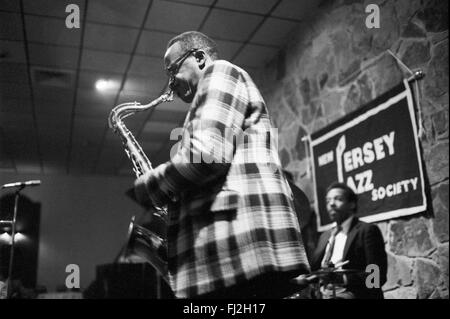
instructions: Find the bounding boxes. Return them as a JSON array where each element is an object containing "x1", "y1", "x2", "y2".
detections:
[{"x1": 0, "y1": 0, "x2": 448, "y2": 305}]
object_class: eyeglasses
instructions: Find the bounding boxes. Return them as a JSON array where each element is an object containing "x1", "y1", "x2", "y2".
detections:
[{"x1": 166, "y1": 48, "x2": 198, "y2": 89}]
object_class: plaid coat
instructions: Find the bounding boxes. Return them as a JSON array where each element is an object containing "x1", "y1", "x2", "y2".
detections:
[{"x1": 143, "y1": 60, "x2": 310, "y2": 298}]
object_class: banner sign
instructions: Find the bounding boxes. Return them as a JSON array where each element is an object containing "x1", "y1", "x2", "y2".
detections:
[{"x1": 310, "y1": 80, "x2": 427, "y2": 231}]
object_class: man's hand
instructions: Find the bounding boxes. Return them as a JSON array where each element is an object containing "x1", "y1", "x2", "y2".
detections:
[
  {"x1": 320, "y1": 272, "x2": 346, "y2": 286},
  {"x1": 134, "y1": 173, "x2": 153, "y2": 208},
  {"x1": 290, "y1": 274, "x2": 312, "y2": 288}
]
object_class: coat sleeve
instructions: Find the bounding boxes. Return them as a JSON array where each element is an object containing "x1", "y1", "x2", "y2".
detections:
[
  {"x1": 311, "y1": 232, "x2": 329, "y2": 271},
  {"x1": 141, "y1": 62, "x2": 249, "y2": 207},
  {"x1": 363, "y1": 224, "x2": 388, "y2": 286}
]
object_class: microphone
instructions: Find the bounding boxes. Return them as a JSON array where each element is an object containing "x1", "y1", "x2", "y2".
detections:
[{"x1": 2, "y1": 180, "x2": 41, "y2": 189}]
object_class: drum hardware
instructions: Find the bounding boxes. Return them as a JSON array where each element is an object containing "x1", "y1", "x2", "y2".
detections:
[{"x1": 285, "y1": 261, "x2": 362, "y2": 299}]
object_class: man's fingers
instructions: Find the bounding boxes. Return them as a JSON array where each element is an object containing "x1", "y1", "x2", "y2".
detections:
[
  {"x1": 290, "y1": 274, "x2": 310, "y2": 286},
  {"x1": 134, "y1": 175, "x2": 150, "y2": 205}
]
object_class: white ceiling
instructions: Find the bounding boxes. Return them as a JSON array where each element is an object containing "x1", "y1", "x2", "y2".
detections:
[{"x1": 0, "y1": 0, "x2": 319, "y2": 176}]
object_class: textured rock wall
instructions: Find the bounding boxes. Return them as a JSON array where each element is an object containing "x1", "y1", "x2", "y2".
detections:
[{"x1": 254, "y1": 0, "x2": 448, "y2": 298}]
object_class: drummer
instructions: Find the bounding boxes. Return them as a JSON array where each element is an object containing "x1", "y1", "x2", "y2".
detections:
[{"x1": 294, "y1": 182, "x2": 387, "y2": 299}]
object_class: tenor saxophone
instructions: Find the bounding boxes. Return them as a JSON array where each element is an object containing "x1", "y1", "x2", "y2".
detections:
[{"x1": 108, "y1": 90, "x2": 173, "y2": 283}]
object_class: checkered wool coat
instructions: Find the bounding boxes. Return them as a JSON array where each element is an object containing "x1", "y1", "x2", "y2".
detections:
[{"x1": 143, "y1": 60, "x2": 310, "y2": 298}]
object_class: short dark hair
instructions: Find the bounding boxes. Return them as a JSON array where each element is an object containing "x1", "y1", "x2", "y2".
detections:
[
  {"x1": 167, "y1": 31, "x2": 219, "y2": 60},
  {"x1": 326, "y1": 182, "x2": 358, "y2": 211}
]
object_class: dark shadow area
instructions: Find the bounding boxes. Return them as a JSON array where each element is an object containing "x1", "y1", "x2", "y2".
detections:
[{"x1": 0, "y1": 193, "x2": 41, "y2": 298}]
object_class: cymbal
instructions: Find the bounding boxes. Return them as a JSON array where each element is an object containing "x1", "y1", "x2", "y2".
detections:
[
  {"x1": 331, "y1": 269, "x2": 360, "y2": 274},
  {"x1": 310, "y1": 268, "x2": 360, "y2": 275}
]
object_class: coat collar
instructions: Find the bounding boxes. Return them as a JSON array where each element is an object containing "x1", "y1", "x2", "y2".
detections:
[{"x1": 342, "y1": 216, "x2": 361, "y2": 259}]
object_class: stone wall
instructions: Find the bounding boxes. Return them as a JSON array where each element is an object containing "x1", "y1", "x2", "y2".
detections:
[{"x1": 254, "y1": 0, "x2": 448, "y2": 298}]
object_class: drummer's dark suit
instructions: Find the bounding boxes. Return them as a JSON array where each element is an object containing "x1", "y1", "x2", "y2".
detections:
[{"x1": 311, "y1": 217, "x2": 387, "y2": 299}]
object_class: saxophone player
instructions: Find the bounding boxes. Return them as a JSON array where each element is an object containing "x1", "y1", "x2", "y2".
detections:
[{"x1": 134, "y1": 31, "x2": 310, "y2": 299}]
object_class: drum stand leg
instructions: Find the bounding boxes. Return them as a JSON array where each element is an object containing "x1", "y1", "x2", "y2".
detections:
[
  {"x1": 156, "y1": 274, "x2": 161, "y2": 299},
  {"x1": 315, "y1": 282, "x2": 322, "y2": 299}
]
